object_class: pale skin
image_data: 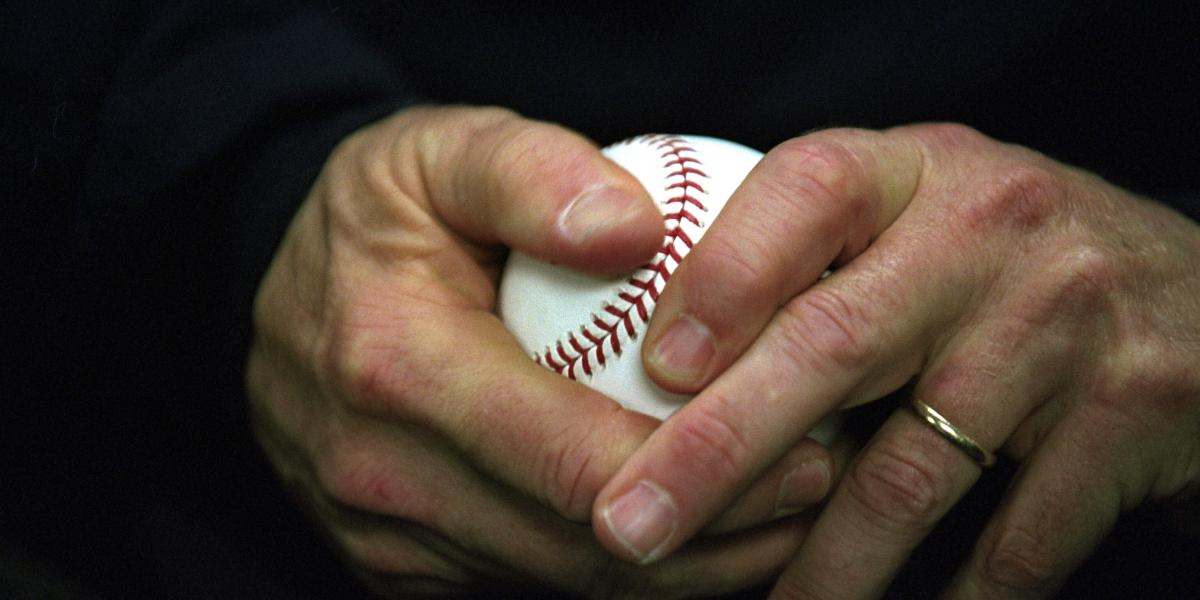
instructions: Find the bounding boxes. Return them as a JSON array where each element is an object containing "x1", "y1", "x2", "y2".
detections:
[
  {"x1": 247, "y1": 106, "x2": 845, "y2": 598},
  {"x1": 592, "y1": 123, "x2": 1200, "y2": 598},
  {"x1": 251, "y1": 105, "x2": 1200, "y2": 598}
]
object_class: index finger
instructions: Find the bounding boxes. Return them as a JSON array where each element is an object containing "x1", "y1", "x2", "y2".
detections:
[
  {"x1": 593, "y1": 127, "x2": 939, "y2": 563},
  {"x1": 640, "y1": 128, "x2": 923, "y2": 393}
]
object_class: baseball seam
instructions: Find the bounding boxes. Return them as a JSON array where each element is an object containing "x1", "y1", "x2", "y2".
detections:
[{"x1": 535, "y1": 134, "x2": 711, "y2": 380}]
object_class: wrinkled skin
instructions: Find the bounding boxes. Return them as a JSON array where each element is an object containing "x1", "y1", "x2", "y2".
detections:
[
  {"x1": 247, "y1": 106, "x2": 845, "y2": 598},
  {"x1": 591, "y1": 123, "x2": 1200, "y2": 598}
]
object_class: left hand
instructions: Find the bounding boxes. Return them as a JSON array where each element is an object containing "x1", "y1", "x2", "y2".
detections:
[
  {"x1": 589, "y1": 123, "x2": 1200, "y2": 598},
  {"x1": 248, "y1": 106, "x2": 844, "y2": 598}
]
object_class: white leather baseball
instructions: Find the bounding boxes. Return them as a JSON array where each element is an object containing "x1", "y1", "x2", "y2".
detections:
[{"x1": 499, "y1": 134, "x2": 839, "y2": 445}]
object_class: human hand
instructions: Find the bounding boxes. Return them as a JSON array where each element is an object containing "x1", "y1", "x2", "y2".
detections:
[
  {"x1": 246, "y1": 106, "x2": 843, "y2": 598},
  {"x1": 591, "y1": 123, "x2": 1200, "y2": 598}
]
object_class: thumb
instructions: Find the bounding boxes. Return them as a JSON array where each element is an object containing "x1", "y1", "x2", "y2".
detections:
[{"x1": 402, "y1": 106, "x2": 663, "y2": 273}]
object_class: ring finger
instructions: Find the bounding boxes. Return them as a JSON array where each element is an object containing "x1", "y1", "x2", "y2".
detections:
[{"x1": 768, "y1": 313, "x2": 1069, "y2": 599}]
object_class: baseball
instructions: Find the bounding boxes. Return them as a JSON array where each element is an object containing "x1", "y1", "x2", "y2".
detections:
[{"x1": 499, "y1": 134, "x2": 839, "y2": 445}]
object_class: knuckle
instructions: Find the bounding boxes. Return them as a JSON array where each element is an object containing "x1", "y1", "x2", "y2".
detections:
[
  {"x1": 845, "y1": 434, "x2": 950, "y2": 533},
  {"x1": 328, "y1": 122, "x2": 404, "y2": 201},
  {"x1": 1003, "y1": 240, "x2": 1121, "y2": 330},
  {"x1": 683, "y1": 232, "x2": 779, "y2": 309},
  {"x1": 450, "y1": 378, "x2": 520, "y2": 459},
  {"x1": 778, "y1": 286, "x2": 877, "y2": 373},
  {"x1": 314, "y1": 438, "x2": 412, "y2": 517},
  {"x1": 765, "y1": 136, "x2": 863, "y2": 225},
  {"x1": 1099, "y1": 337, "x2": 1200, "y2": 422},
  {"x1": 314, "y1": 439, "x2": 377, "y2": 508},
  {"x1": 959, "y1": 163, "x2": 1067, "y2": 232},
  {"x1": 668, "y1": 402, "x2": 753, "y2": 485},
  {"x1": 483, "y1": 119, "x2": 590, "y2": 193},
  {"x1": 487, "y1": 121, "x2": 552, "y2": 172},
  {"x1": 920, "y1": 360, "x2": 1004, "y2": 408},
  {"x1": 1044, "y1": 242, "x2": 1121, "y2": 307},
  {"x1": 983, "y1": 522, "x2": 1060, "y2": 591},
  {"x1": 336, "y1": 343, "x2": 389, "y2": 407},
  {"x1": 763, "y1": 131, "x2": 889, "y2": 264},
  {"x1": 315, "y1": 312, "x2": 427, "y2": 417},
  {"x1": 539, "y1": 425, "x2": 608, "y2": 520},
  {"x1": 423, "y1": 105, "x2": 520, "y2": 152},
  {"x1": 316, "y1": 323, "x2": 379, "y2": 404}
]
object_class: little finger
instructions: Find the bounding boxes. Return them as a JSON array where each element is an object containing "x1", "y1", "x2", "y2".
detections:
[{"x1": 944, "y1": 407, "x2": 1139, "y2": 598}]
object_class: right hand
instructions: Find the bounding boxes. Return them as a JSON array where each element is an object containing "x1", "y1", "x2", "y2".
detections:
[{"x1": 246, "y1": 106, "x2": 842, "y2": 598}]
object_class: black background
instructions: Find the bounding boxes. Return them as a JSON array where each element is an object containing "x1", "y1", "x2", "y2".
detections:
[{"x1": 5, "y1": 1, "x2": 1199, "y2": 597}]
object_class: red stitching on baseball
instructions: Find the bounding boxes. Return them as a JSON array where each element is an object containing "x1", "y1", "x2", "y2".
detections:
[{"x1": 534, "y1": 135, "x2": 711, "y2": 380}]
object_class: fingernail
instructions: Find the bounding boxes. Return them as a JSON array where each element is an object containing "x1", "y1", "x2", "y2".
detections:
[
  {"x1": 601, "y1": 480, "x2": 678, "y2": 564},
  {"x1": 648, "y1": 315, "x2": 715, "y2": 384},
  {"x1": 559, "y1": 185, "x2": 642, "y2": 244},
  {"x1": 775, "y1": 459, "x2": 830, "y2": 516}
]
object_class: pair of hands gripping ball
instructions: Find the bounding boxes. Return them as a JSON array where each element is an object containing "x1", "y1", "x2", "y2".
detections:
[
  {"x1": 500, "y1": 132, "x2": 840, "y2": 441},
  {"x1": 250, "y1": 107, "x2": 1200, "y2": 597}
]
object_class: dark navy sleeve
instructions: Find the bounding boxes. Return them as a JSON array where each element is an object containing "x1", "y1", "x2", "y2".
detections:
[
  {"x1": 6, "y1": 2, "x2": 413, "y2": 597},
  {"x1": 75, "y1": 1, "x2": 410, "y2": 349}
]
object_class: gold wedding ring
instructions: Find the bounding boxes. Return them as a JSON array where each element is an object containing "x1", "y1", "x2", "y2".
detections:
[{"x1": 909, "y1": 399, "x2": 997, "y2": 468}]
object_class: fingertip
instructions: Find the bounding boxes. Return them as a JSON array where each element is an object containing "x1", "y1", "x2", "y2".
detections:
[
  {"x1": 643, "y1": 313, "x2": 717, "y2": 393},
  {"x1": 595, "y1": 479, "x2": 680, "y2": 564},
  {"x1": 697, "y1": 439, "x2": 833, "y2": 535},
  {"x1": 552, "y1": 182, "x2": 663, "y2": 274},
  {"x1": 557, "y1": 185, "x2": 639, "y2": 245},
  {"x1": 592, "y1": 389, "x2": 776, "y2": 564},
  {"x1": 775, "y1": 454, "x2": 833, "y2": 517}
]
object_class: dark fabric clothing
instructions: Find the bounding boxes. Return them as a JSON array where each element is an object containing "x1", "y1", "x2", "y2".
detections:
[{"x1": 5, "y1": 1, "x2": 1199, "y2": 598}]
